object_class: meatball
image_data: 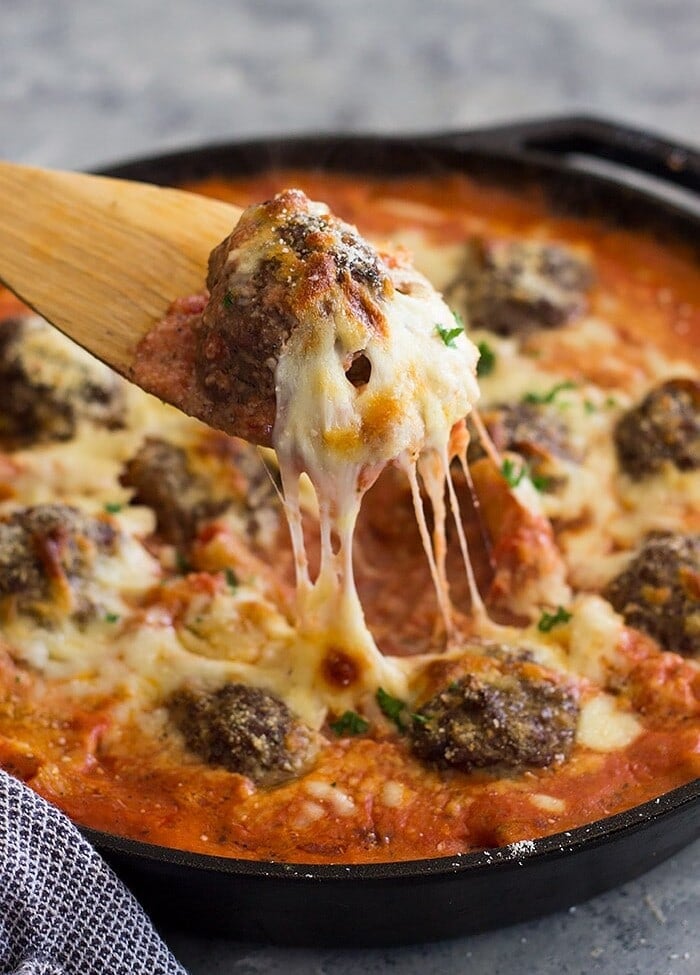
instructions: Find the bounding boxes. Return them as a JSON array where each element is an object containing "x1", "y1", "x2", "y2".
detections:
[
  {"x1": 0, "y1": 316, "x2": 125, "y2": 447},
  {"x1": 120, "y1": 438, "x2": 230, "y2": 546},
  {"x1": 134, "y1": 188, "x2": 478, "y2": 453},
  {"x1": 168, "y1": 683, "x2": 318, "y2": 785},
  {"x1": 470, "y1": 401, "x2": 576, "y2": 467},
  {"x1": 193, "y1": 188, "x2": 393, "y2": 445},
  {"x1": 410, "y1": 652, "x2": 579, "y2": 771},
  {"x1": 447, "y1": 239, "x2": 592, "y2": 336},
  {"x1": 614, "y1": 378, "x2": 700, "y2": 479},
  {"x1": 0, "y1": 504, "x2": 117, "y2": 619},
  {"x1": 604, "y1": 533, "x2": 699, "y2": 656}
]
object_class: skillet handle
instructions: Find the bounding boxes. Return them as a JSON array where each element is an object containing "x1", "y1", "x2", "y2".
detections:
[{"x1": 435, "y1": 116, "x2": 700, "y2": 195}]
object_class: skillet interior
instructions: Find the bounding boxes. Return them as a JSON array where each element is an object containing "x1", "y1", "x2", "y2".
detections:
[{"x1": 76, "y1": 120, "x2": 700, "y2": 945}]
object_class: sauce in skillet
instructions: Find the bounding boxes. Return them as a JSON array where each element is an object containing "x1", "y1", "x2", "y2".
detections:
[{"x1": 0, "y1": 169, "x2": 697, "y2": 863}]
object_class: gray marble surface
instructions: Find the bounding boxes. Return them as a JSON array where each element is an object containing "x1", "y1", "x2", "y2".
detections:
[
  {"x1": 1, "y1": 1, "x2": 698, "y2": 972},
  {"x1": 163, "y1": 844, "x2": 700, "y2": 974}
]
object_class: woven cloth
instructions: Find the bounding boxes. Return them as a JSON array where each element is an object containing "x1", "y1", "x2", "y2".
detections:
[{"x1": 0, "y1": 769, "x2": 186, "y2": 975}]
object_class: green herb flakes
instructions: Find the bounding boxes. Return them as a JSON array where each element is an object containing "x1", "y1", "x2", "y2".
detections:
[
  {"x1": 175, "y1": 551, "x2": 192, "y2": 574},
  {"x1": 436, "y1": 314, "x2": 463, "y2": 347},
  {"x1": 501, "y1": 457, "x2": 526, "y2": 488},
  {"x1": 376, "y1": 688, "x2": 426, "y2": 732},
  {"x1": 376, "y1": 687, "x2": 411, "y2": 731},
  {"x1": 502, "y1": 458, "x2": 550, "y2": 493},
  {"x1": 537, "y1": 606, "x2": 572, "y2": 632},
  {"x1": 476, "y1": 341, "x2": 496, "y2": 377},
  {"x1": 104, "y1": 502, "x2": 123, "y2": 514},
  {"x1": 330, "y1": 710, "x2": 370, "y2": 737},
  {"x1": 523, "y1": 381, "x2": 577, "y2": 405},
  {"x1": 530, "y1": 472, "x2": 551, "y2": 492},
  {"x1": 224, "y1": 567, "x2": 239, "y2": 590}
]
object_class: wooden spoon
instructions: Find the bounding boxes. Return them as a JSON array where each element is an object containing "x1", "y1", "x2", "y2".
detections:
[{"x1": 0, "y1": 160, "x2": 242, "y2": 375}]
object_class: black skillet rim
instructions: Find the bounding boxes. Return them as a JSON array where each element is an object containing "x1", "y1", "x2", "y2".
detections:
[{"x1": 82, "y1": 777, "x2": 699, "y2": 881}]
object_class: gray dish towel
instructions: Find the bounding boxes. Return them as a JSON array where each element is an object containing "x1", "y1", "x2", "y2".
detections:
[{"x1": 0, "y1": 769, "x2": 186, "y2": 975}]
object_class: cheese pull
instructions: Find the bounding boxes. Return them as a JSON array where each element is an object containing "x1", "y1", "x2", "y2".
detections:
[{"x1": 134, "y1": 188, "x2": 483, "y2": 694}]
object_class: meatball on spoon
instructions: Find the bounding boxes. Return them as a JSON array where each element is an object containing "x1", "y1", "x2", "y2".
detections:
[
  {"x1": 0, "y1": 159, "x2": 242, "y2": 408},
  {"x1": 0, "y1": 162, "x2": 478, "y2": 447},
  {"x1": 0, "y1": 161, "x2": 486, "y2": 638}
]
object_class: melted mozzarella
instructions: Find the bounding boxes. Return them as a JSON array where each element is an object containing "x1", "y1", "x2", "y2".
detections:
[
  {"x1": 577, "y1": 694, "x2": 642, "y2": 751},
  {"x1": 567, "y1": 595, "x2": 626, "y2": 684},
  {"x1": 269, "y1": 203, "x2": 481, "y2": 703},
  {"x1": 2, "y1": 205, "x2": 697, "y2": 750}
]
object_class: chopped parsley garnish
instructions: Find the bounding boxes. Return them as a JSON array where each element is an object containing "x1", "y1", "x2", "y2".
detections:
[
  {"x1": 436, "y1": 312, "x2": 464, "y2": 348},
  {"x1": 476, "y1": 341, "x2": 496, "y2": 377},
  {"x1": 376, "y1": 688, "x2": 427, "y2": 732},
  {"x1": 224, "y1": 567, "x2": 239, "y2": 590},
  {"x1": 537, "y1": 606, "x2": 572, "y2": 632},
  {"x1": 330, "y1": 710, "x2": 370, "y2": 737},
  {"x1": 501, "y1": 457, "x2": 526, "y2": 488},
  {"x1": 523, "y1": 381, "x2": 577, "y2": 405},
  {"x1": 436, "y1": 324, "x2": 463, "y2": 348},
  {"x1": 376, "y1": 687, "x2": 406, "y2": 728},
  {"x1": 104, "y1": 612, "x2": 120, "y2": 624},
  {"x1": 222, "y1": 291, "x2": 234, "y2": 309},
  {"x1": 104, "y1": 502, "x2": 123, "y2": 514},
  {"x1": 175, "y1": 551, "x2": 192, "y2": 574},
  {"x1": 530, "y1": 472, "x2": 551, "y2": 492},
  {"x1": 502, "y1": 458, "x2": 550, "y2": 493},
  {"x1": 583, "y1": 400, "x2": 597, "y2": 415},
  {"x1": 605, "y1": 396, "x2": 619, "y2": 409}
]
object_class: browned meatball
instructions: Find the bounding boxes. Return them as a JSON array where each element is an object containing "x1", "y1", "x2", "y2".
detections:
[
  {"x1": 0, "y1": 505, "x2": 117, "y2": 619},
  {"x1": 135, "y1": 188, "x2": 466, "y2": 448},
  {"x1": 193, "y1": 188, "x2": 393, "y2": 445},
  {"x1": 168, "y1": 683, "x2": 318, "y2": 786},
  {"x1": 0, "y1": 317, "x2": 125, "y2": 447},
  {"x1": 447, "y1": 239, "x2": 592, "y2": 336},
  {"x1": 488, "y1": 402, "x2": 575, "y2": 458},
  {"x1": 614, "y1": 378, "x2": 700, "y2": 480},
  {"x1": 604, "y1": 533, "x2": 699, "y2": 656},
  {"x1": 469, "y1": 402, "x2": 577, "y2": 481},
  {"x1": 120, "y1": 438, "x2": 230, "y2": 546},
  {"x1": 410, "y1": 652, "x2": 579, "y2": 772}
]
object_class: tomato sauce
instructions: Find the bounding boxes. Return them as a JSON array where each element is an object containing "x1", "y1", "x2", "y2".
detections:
[{"x1": 0, "y1": 168, "x2": 698, "y2": 863}]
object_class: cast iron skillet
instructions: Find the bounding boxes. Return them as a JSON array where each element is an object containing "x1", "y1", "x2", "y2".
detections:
[{"x1": 82, "y1": 116, "x2": 699, "y2": 947}]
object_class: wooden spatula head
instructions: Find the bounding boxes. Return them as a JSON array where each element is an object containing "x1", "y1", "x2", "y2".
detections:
[{"x1": 0, "y1": 161, "x2": 242, "y2": 375}]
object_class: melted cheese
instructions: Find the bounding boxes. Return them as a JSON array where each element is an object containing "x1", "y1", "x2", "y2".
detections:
[
  {"x1": 577, "y1": 694, "x2": 642, "y2": 751},
  {"x1": 567, "y1": 595, "x2": 626, "y2": 684},
  {"x1": 1, "y1": 192, "x2": 697, "y2": 751},
  {"x1": 1, "y1": 173, "x2": 699, "y2": 868},
  {"x1": 257, "y1": 197, "x2": 481, "y2": 705}
]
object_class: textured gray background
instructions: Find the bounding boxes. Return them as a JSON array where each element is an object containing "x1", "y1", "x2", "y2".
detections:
[{"x1": 1, "y1": 1, "x2": 698, "y2": 972}]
